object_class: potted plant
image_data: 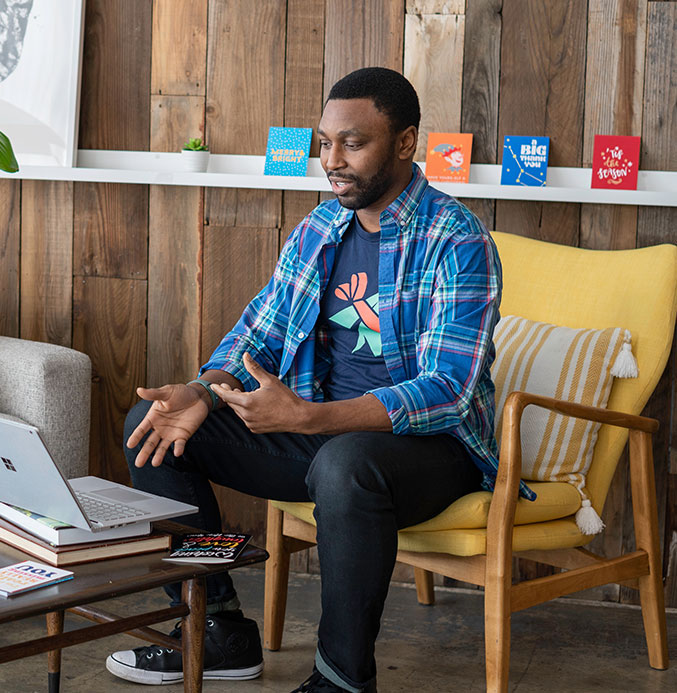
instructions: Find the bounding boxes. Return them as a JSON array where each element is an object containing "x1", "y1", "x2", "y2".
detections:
[
  {"x1": 181, "y1": 137, "x2": 209, "y2": 172},
  {"x1": 0, "y1": 131, "x2": 19, "y2": 173}
]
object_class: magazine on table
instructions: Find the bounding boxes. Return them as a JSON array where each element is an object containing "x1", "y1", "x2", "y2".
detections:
[
  {"x1": 164, "y1": 532, "x2": 251, "y2": 564},
  {"x1": 0, "y1": 560, "x2": 73, "y2": 597}
]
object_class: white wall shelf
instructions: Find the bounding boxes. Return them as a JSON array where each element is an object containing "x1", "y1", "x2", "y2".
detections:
[{"x1": 1, "y1": 149, "x2": 675, "y2": 207}]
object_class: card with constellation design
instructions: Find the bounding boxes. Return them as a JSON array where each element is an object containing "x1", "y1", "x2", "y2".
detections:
[{"x1": 500, "y1": 136, "x2": 550, "y2": 187}]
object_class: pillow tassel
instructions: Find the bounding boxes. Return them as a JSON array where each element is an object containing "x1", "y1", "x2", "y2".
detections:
[
  {"x1": 610, "y1": 329, "x2": 638, "y2": 378},
  {"x1": 575, "y1": 499, "x2": 605, "y2": 535}
]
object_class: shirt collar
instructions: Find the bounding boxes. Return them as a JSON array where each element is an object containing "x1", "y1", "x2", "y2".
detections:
[{"x1": 329, "y1": 163, "x2": 428, "y2": 237}]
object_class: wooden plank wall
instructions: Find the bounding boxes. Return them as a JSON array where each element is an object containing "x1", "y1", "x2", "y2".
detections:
[{"x1": 1, "y1": 0, "x2": 676, "y2": 606}]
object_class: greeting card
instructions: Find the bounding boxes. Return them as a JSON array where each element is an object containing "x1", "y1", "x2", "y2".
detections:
[
  {"x1": 591, "y1": 135, "x2": 641, "y2": 190},
  {"x1": 500, "y1": 136, "x2": 550, "y2": 187},
  {"x1": 264, "y1": 127, "x2": 312, "y2": 176},
  {"x1": 425, "y1": 133, "x2": 473, "y2": 183}
]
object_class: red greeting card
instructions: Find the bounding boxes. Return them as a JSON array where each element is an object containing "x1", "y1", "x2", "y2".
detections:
[
  {"x1": 591, "y1": 135, "x2": 641, "y2": 190},
  {"x1": 425, "y1": 133, "x2": 473, "y2": 183}
]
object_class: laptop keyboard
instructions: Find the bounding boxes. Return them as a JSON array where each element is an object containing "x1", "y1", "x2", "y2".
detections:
[{"x1": 75, "y1": 492, "x2": 150, "y2": 523}]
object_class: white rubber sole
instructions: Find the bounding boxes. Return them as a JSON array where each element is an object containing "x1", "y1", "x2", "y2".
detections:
[{"x1": 105, "y1": 656, "x2": 263, "y2": 685}]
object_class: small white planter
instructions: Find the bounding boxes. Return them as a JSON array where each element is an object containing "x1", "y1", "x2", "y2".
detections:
[{"x1": 181, "y1": 149, "x2": 210, "y2": 172}]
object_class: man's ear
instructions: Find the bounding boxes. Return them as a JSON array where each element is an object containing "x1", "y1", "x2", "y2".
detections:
[{"x1": 398, "y1": 126, "x2": 418, "y2": 161}]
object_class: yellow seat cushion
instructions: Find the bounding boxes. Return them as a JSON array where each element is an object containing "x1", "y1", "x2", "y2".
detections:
[
  {"x1": 397, "y1": 517, "x2": 592, "y2": 556},
  {"x1": 272, "y1": 495, "x2": 589, "y2": 557},
  {"x1": 272, "y1": 481, "x2": 580, "y2": 535}
]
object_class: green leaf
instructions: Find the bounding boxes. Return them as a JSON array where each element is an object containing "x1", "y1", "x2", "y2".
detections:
[
  {"x1": 0, "y1": 131, "x2": 19, "y2": 173},
  {"x1": 182, "y1": 137, "x2": 208, "y2": 151}
]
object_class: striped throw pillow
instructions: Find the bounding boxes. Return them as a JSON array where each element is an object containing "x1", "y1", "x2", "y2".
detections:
[{"x1": 491, "y1": 315, "x2": 626, "y2": 496}]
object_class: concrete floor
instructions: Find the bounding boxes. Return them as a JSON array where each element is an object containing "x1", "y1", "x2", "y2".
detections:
[{"x1": 0, "y1": 567, "x2": 676, "y2": 692}]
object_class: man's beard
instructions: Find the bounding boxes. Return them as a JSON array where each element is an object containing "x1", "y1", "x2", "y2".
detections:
[{"x1": 329, "y1": 154, "x2": 397, "y2": 211}]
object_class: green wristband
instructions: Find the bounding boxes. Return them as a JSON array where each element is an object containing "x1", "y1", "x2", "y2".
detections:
[{"x1": 188, "y1": 378, "x2": 219, "y2": 411}]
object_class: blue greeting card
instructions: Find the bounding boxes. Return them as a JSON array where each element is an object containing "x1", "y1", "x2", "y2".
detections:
[
  {"x1": 500, "y1": 136, "x2": 550, "y2": 187},
  {"x1": 264, "y1": 127, "x2": 312, "y2": 176}
]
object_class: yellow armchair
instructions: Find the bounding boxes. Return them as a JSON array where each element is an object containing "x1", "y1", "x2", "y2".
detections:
[{"x1": 263, "y1": 231, "x2": 677, "y2": 692}]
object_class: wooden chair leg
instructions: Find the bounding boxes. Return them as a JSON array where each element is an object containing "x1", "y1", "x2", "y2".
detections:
[
  {"x1": 46, "y1": 610, "x2": 64, "y2": 693},
  {"x1": 414, "y1": 567, "x2": 435, "y2": 605},
  {"x1": 264, "y1": 502, "x2": 291, "y2": 651},
  {"x1": 182, "y1": 577, "x2": 206, "y2": 693},
  {"x1": 629, "y1": 431, "x2": 669, "y2": 669},
  {"x1": 484, "y1": 572, "x2": 511, "y2": 693}
]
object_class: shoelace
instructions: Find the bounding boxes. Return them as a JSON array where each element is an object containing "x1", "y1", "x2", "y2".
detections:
[
  {"x1": 293, "y1": 669, "x2": 342, "y2": 692},
  {"x1": 137, "y1": 617, "x2": 217, "y2": 659}
]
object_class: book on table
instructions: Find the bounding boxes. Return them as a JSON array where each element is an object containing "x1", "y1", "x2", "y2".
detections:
[
  {"x1": 0, "y1": 560, "x2": 73, "y2": 597},
  {"x1": 164, "y1": 531, "x2": 251, "y2": 563},
  {"x1": 0, "y1": 518, "x2": 171, "y2": 566},
  {"x1": 0, "y1": 501, "x2": 152, "y2": 546}
]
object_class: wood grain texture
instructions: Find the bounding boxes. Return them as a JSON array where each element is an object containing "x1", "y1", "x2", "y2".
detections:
[
  {"x1": 573, "y1": 453, "x2": 627, "y2": 602},
  {"x1": 73, "y1": 277, "x2": 147, "y2": 483},
  {"x1": 79, "y1": 0, "x2": 152, "y2": 150},
  {"x1": 496, "y1": 0, "x2": 587, "y2": 245},
  {"x1": 582, "y1": 0, "x2": 647, "y2": 166},
  {"x1": 282, "y1": 0, "x2": 324, "y2": 284},
  {"x1": 151, "y1": 0, "x2": 208, "y2": 96},
  {"x1": 407, "y1": 0, "x2": 465, "y2": 13},
  {"x1": 580, "y1": 205, "x2": 637, "y2": 250},
  {"x1": 458, "y1": 0, "x2": 503, "y2": 232},
  {"x1": 151, "y1": 95, "x2": 205, "y2": 152},
  {"x1": 495, "y1": 200, "x2": 579, "y2": 246},
  {"x1": 620, "y1": 367, "x2": 672, "y2": 606},
  {"x1": 205, "y1": 0, "x2": 285, "y2": 234},
  {"x1": 205, "y1": 189, "x2": 282, "y2": 229},
  {"x1": 323, "y1": 0, "x2": 404, "y2": 99},
  {"x1": 147, "y1": 185, "x2": 203, "y2": 387},
  {"x1": 206, "y1": 0, "x2": 285, "y2": 155},
  {"x1": 281, "y1": 192, "x2": 318, "y2": 247},
  {"x1": 461, "y1": 0, "x2": 501, "y2": 164},
  {"x1": 0, "y1": 180, "x2": 20, "y2": 337},
  {"x1": 637, "y1": 2, "x2": 677, "y2": 608},
  {"x1": 200, "y1": 225, "x2": 278, "y2": 365},
  {"x1": 73, "y1": 183, "x2": 148, "y2": 279},
  {"x1": 581, "y1": 1, "x2": 647, "y2": 255},
  {"x1": 641, "y1": 2, "x2": 677, "y2": 171},
  {"x1": 284, "y1": 0, "x2": 325, "y2": 139},
  {"x1": 20, "y1": 181, "x2": 73, "y2": 347},
  {"x1": 404, "y1": 13, "x2": 465, "y2": 161}
]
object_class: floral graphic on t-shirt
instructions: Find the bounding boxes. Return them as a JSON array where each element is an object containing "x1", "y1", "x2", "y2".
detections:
[{"x1": 329, "y1": 272, "x2": 381, "y2": 356}]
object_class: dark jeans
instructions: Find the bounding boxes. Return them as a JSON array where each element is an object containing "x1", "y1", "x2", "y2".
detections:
[{"x1": 124, "y1": 400, "x2": 482, "y2": 691}]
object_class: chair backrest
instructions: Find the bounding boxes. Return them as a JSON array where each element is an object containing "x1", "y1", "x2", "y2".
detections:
[{"x1": 492, "y1": 231, "x2": 677, "y2": 507}]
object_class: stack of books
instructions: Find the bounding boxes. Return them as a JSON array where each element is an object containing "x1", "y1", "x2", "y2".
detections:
[{"x1": 0, "y1": 503, "x2": 171, "y2": 566}]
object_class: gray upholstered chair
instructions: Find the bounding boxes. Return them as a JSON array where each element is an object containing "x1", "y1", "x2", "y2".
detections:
[{"x1": 0, "y1": 336, "x2": 91, "y2": 479}]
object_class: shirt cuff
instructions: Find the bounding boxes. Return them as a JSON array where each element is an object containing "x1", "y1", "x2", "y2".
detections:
[{"x1": 367, "y1": 386, "x2": 411, "y2": 435}]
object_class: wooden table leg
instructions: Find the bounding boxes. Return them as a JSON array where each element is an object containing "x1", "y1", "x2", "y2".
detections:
[
  {"x1": 181, "y1": 577, "x2": 206, "y2": 693},
  {"x1": 46, "y1": 610, "x2": 65, "y2": 693}
]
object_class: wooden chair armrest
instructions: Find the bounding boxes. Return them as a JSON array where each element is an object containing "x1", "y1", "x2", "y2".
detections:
[
  {"x1": 486, "y1": 391, "x2": 658, "y2": 570},
  {"x1": 503, "y1": 391, "x2": 658, "y2": 434}
]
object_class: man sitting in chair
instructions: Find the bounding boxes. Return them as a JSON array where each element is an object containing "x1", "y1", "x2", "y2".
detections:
[{"x1": 106, "y1": 67, "x2": 501, "y2": 693}]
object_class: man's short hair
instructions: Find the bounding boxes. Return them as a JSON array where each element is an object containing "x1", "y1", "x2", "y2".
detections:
[{"x1": 327, "y1": 67, "x2": 421, "y2": 133}]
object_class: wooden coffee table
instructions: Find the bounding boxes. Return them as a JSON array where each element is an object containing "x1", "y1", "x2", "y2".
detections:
[{"x1": 0, "y1": 522, "x2": 268, "y2": 693}]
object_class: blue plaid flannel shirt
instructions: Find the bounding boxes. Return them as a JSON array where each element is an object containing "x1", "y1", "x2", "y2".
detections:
[{"x1": 202, "y1": 164, "x2": 535, "y2": 499}]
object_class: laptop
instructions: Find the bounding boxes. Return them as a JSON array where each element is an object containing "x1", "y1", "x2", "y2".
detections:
[{"x1": 0, "y1": 418, "x2": 198, "y2": 533}]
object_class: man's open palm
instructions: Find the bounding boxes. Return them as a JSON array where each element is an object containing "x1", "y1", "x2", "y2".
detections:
[{"x1": 126, "y1": 384, "x2": 210, "y2": 467}]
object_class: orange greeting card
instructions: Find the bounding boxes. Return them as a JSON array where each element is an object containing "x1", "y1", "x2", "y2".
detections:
[{"x1": 424, "y1": 133, "x2": 473, "y2": 183}]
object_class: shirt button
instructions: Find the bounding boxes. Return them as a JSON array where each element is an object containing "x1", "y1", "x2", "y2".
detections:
[{"x1": 298, "y1": 331, "x2": 305, "y2": 339}]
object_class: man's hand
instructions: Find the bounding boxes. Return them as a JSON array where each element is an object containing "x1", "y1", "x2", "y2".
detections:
[
  {"x1": 211, "y1": 353, "x2": 310, "y2": 434},
  {"x1": 127, "y1": 384, "x2": 211, "y2": 468}
]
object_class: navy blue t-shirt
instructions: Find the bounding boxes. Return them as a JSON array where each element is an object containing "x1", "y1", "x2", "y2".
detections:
[{"x1": 319, "y1": 215, "x2": 392, "y2": 401}]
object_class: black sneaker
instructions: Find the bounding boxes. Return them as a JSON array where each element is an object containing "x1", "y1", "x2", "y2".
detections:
[
  {"x1": 291, "y1": 667, "x2": 377, "y2": 692},
  {"x1": 105, "y1": 610, "x2": 263, "y2": 685}
]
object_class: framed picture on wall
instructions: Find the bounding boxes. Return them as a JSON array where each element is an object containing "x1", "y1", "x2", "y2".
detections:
[{"x1": 0, "y1": 0, "x2": 85, "y2": 168}]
